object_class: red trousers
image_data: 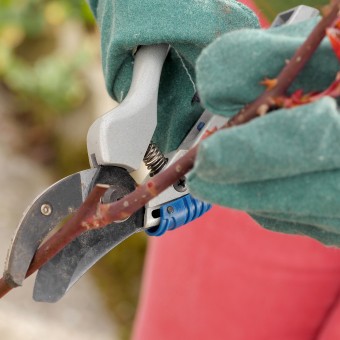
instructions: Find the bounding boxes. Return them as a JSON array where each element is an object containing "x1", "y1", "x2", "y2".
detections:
[
  {"x1": 132, "y1": 2, "x2": 340, "y2": 339},
  {"x1": 133, "y1": 207, "x2": 340, "y2": 339}
]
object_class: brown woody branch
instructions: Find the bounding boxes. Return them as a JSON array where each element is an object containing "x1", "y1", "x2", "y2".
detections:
[{"x1": 0, "y1": 0, "x2": 339, "y2": 299}]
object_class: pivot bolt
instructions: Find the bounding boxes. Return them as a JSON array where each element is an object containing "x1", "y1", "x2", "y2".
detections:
[
  {"x1": 41, "y1": 203, "x2": 52, "y2": 216},
  {"x1": 173, "y1": 177, "x2": 187, "y2": 192}
]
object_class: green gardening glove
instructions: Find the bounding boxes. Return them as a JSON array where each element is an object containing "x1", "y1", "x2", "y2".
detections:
[
  {"x1": 188, "y1": 18, "x2": 340, "y2": 245},
  {"x1": 89, "y1": 0, "x2": 259, "y2": 152}
]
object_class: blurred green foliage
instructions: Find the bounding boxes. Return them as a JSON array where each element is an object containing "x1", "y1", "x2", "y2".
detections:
[
  {"x1": 0, "y1": 0, "x2": 95, "y2": 117},
  {"x1": 254, "y1": 0, "x2": 329, "y2": 21}
]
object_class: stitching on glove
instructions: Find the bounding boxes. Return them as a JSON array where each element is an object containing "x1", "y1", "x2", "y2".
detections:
[{"x1": 174, "y1": 49, "x2": 196, "y2": 92}]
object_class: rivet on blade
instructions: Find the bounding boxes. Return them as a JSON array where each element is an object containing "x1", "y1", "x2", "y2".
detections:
[{"x1": 40, "y1": 203, "x2": 52, "y2": 216}]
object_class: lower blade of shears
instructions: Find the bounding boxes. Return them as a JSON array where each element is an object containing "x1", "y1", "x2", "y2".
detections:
[
  {"x1": 33, "y1": 219, "x2": 143, "y2": 302},
  {"x1": 33, "y1": 166, "x2": 144, "y2": 303},
  {"x1": 4, "y1": 169, "x2": 97, "y2": 287}
]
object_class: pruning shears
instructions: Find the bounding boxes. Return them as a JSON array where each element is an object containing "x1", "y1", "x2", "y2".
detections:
[{"x1": 3, "y1": 5, "x2": 319, "y2": 302}]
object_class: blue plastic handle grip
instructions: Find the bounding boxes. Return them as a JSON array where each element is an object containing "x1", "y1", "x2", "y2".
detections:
[{"x1": 146, "y1": 194, "x2": 212, "y2": 236}]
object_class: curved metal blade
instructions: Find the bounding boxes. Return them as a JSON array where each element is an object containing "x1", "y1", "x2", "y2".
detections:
[
  {"x1": 33, "y1": 166, "x2": 144, "y2": 302},
  {"x1": 4, "y1": 169, "x2": 97, "y2": 287},
  {"x1": 33, "y1": 213, "x2": 143, "y2": 302}
]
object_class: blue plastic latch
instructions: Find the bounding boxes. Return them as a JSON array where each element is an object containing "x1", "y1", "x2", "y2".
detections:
[
  {"x1": 197, "y1": 121, "x2": 205, "y2": 131},
  {"x1": 146, "y1": 195, "x2": 212, "y2": 236}
]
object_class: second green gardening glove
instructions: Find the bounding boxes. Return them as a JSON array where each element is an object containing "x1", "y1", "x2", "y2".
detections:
[{"x1": 189, "y1": 18, "x2": 340, "y2": 245}]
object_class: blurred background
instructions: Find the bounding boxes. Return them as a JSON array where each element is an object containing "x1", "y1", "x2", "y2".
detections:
[{"x1": 0, "y1": 0, "x2": 328, "y2": 339}]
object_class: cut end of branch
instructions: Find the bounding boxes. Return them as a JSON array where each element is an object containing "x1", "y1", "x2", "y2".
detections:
[{"x1": 96, "y1": 183, "x2": 110, "y2": 190}]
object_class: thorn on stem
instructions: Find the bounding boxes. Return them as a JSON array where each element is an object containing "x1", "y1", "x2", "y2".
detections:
[
  {"x1": 256, "y1": 104, "x2": 270, "y2": 116},
  {"x1": 260, "y1": 78, "x2": 278, "y2": 90}
]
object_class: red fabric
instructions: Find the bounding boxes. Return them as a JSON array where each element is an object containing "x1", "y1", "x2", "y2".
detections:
[
  {"x1": 133, "y1": 207, "x2": 340, "y2": 340},
  {"x1": 132, "y1": 3, "x2": 340, "y2": 339},
  {"x1": 239, "y1": 0, "x2": 270, "y2": 27}
]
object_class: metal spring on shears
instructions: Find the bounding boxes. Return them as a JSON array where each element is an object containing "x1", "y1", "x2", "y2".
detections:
[{"x1": 143, "y1": 142, "x2": 168, "y2": 177}]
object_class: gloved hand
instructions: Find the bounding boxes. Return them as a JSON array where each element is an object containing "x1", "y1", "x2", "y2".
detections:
[
  {"x1": 88, "y1": 0, "x2": 259, "y2": 152},
  {"x1": 188, "y1": 18, "x2": 340, "y2": 245}
]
